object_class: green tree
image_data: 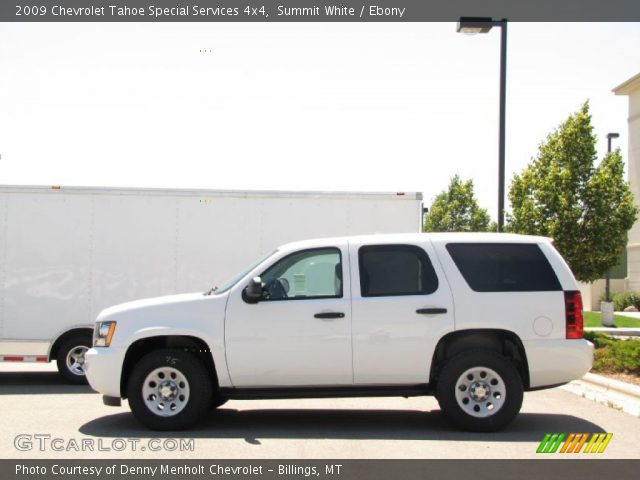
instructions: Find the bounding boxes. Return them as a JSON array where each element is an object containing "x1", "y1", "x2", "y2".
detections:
[
  {"x1": 507, "y1": 101, "x2": 637, "y2": 282},
  {"x1": 423, "y1": 175, "x2": 493, "y2": 232}
]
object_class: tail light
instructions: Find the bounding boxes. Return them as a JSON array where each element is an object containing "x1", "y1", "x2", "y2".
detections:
[{"x1": 565, "y1": 291, "x2": 584, "y2": 339}]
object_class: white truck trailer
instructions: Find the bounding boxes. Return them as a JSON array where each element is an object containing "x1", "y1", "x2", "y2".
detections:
[{"x1": 0, "y1": 185, "x2": 423, "y2": 382}]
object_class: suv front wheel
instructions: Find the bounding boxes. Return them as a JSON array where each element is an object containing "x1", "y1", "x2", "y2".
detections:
[
  {"x1": 436, "y1": 349, "x2": 523, "y2": 432},
  {"x1": 127, "y1": 349, "x2": 212, "y2": 430}
]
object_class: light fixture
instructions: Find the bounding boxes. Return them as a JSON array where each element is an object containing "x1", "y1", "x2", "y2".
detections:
[{"x1": 456, "y1": 17, "x2": 494, "y2": 34}]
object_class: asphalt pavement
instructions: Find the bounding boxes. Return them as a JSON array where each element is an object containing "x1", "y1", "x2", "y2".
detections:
[{"x1": 1, "y1": 363, "x2": 639, "y2": 459}]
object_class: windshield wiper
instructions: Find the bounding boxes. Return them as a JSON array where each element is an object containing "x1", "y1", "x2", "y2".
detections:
[{"x1": 204, "y1": 286, "x2": 218, "y2": 296}]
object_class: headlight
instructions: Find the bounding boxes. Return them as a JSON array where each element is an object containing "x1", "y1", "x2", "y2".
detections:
[{"x1": 93, "y1": 321, "x2": 117, "y2": 347}]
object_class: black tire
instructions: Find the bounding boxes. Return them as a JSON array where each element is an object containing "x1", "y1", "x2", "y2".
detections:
[
  {"x1": 210, "y1": 396, "x2": 228, "y2": 409},
  {"x1": 56, "y1": 335, "x2": 92, "y2": 384},
  {"x1": 435, "y1": 349, "x2": 523, "y2": 432},
  {"x1": 127, "y1": 349, "x2": 212, "y2": 431}
]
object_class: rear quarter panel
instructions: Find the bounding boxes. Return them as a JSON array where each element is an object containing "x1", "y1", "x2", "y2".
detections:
[
  {"x1": 432, "y1": 239, "x2": 567, "y2": 342},
  {"x1": 431, "y1": 237, "x2": 593, "y2": 388}
]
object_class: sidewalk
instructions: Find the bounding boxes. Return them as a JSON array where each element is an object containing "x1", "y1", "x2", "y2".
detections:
[
  {"x1": 585, "y1": 327, "x2": 640, "y2": 337},
  {"x1": 561, "y1": 372, "x2": 640, "y2": 417},
  {"x1": 608, "y1": 311, "x2": 640, "y2": 319}
]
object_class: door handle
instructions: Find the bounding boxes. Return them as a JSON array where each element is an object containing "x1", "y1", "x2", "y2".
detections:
[
  {"x1": 416, "y1": 308, "x2": 447, "y2": 315},
  {"x1": 314, "y1": 312, "x2": 345, "y2": 319}
]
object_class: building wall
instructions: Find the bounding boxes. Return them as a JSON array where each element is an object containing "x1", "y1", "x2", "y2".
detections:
[
  {"x1": 625, "y1": 89, "x2": 640, "y2": 291},
  {"x1": 579, "y1": 279, "x2": 626, "y2": 311}
]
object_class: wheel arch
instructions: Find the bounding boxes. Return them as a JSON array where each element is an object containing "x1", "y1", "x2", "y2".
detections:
[
  {"x1": 120, "y1": 335, "x2": 218, "y2": 398},
  {"x1": 48, "y1": 327, "x2": 94, "y2": 362},
  {"x1": 429, "y1": 329, "x2": 530, "y2": 390}
]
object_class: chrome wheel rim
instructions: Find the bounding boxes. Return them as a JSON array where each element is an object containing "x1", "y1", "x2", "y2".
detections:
[
  {"x1": 65, "y1": 345, "x2": 89, "y2": 376},
  {"x1": 142, "y1": 367, "x2": 190, "y2": 417},
  {"x1": 455, "y1": 366, "x2": 506, "y2": 418}
]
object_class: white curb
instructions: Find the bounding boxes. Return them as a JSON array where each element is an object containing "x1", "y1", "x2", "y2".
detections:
[
  {"x1": 582, "y1": 372, "x2": 640, "y2": 397},
  {"x1": 561, "y1": 372, "x2": 640, "y2": 417}
]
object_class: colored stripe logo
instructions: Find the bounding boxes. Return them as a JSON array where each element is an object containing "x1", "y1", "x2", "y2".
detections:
[{"x1": 537, "y1": 433, "x2": 613, "y2": 454}]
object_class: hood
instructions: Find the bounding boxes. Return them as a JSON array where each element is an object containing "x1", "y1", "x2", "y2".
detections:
[{"x1": 96, "y1": 292, "x2": 217, "y2": 323}]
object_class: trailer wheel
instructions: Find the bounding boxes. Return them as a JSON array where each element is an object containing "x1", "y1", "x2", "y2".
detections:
[
  {"x1": 56, "y1": 335, "x2": 92, "y2": 384},
  {"x1": 127, "y1": 349, "x2": 212, "y2": 430}
]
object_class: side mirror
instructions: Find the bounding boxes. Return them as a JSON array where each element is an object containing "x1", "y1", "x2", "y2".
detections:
[{"x1": 242, "y1": 276, "x2": 263, "y2": 304}]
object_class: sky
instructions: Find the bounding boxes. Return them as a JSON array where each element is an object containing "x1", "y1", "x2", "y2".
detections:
[{"x1": 0, "y1": 22, "x2": 639, "y2": 220}]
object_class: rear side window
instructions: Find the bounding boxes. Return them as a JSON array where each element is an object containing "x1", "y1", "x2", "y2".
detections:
[
  {"x1": 446, "y1": 243, "x2": 561, "y2": 292},
  {"x1": 359, "y1": 244, "x2": 439, "y2": 297}
]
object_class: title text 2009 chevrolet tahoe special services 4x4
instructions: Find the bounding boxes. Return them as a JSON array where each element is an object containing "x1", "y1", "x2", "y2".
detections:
[{"x1": 85, "y1": 233, "x2": 593, "y2": 432}]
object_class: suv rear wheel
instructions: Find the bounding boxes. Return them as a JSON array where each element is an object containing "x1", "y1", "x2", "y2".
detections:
[
  {"x1": 436, "y1": 349, "x2": 523, "y2": 432},
  {"x1": 127, "y1": 349, "x2": 212, "y2": 430}
]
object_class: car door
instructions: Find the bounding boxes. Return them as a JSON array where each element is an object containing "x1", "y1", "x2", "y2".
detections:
[
  {"x1": 224, "y1": 244, "x2": 353, "y2": 387},
  {"x1": 350, "y1": 239, "x2": 455, "y2": 384}
]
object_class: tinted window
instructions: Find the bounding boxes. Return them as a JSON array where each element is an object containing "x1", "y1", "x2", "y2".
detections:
[
  {"x1": 260, "y1": 248, "x2": 342, "y2": 300},
  {"x1": 446, "y1": 243, "x2": 561, "y2": 292},
  {"x1": 359, "y1": 244, "x2": 439, "y2": 297}
]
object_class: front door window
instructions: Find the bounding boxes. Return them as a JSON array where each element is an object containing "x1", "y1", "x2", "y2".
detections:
[{"x1": 260, "y1": 248, "x2": 342, "y2": 301}]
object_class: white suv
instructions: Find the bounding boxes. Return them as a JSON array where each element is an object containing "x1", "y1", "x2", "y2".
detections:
[{"x1": 85, "y1": 233, "x2": 593, "y2": 432}]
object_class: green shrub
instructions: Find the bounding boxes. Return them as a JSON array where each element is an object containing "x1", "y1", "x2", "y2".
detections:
[
  {"x1": 584, "y1": 331, "x2": 640, "y2": 375},
  {"x1": 583, "y1": 331, "x2": 609, "y2": 346},
  {"x1": 609, "y1": 291, "x2": 640, "y2": 311}
]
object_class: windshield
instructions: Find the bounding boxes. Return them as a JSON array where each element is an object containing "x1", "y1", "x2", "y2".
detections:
[{"x1": 210, "y1": 249, "x2": 278, "y2": 295}]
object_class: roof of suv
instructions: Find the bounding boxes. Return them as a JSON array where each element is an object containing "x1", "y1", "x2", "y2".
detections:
[{"x1": 278, "y1": 232, "x2": 553, "y2": 253}]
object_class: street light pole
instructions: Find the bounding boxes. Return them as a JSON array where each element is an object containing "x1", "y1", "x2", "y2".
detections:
[
  {"x1": 457, "y1": 17, "x2": 508, "y2": 231},
  {"x1": 497, "y1": 19, "x2": 507, "y2": 232},
  {"x1": 607, "y1": 132, "x2": 619, "y2": 155},
  {"x1": 605, "y1": 132, "x2": 620, "y2": 303}
]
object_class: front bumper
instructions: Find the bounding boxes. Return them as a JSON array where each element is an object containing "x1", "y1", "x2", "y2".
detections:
[
  {"x1": 524, "y1": 338, "x2": 594, "y2": 389},
  {"x1": 84, "y1": 346, "x2": 126, "y2": 398}
]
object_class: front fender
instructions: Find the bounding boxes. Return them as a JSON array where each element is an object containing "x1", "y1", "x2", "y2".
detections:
[{"x1": 120, "y1": 327, "x2": 231, "y2": 388}]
